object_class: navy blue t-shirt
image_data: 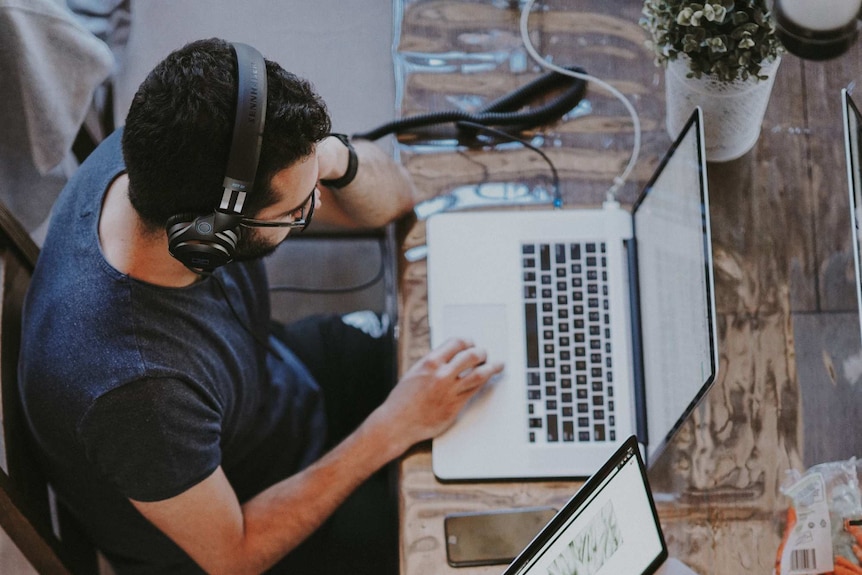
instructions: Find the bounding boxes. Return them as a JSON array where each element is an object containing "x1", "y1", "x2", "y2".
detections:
[{"x1": 18, "y1": 130, "x2": 327, "y2": 573}]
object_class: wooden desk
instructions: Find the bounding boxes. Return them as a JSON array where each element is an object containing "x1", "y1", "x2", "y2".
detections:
[{"x1": 391, "y1": 1, "x2": 862, "y2": 573}]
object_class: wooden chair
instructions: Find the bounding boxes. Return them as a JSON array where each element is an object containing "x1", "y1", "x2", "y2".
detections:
[{"x1": 0, "y1": 201, "x2": 98, "y2": 574}]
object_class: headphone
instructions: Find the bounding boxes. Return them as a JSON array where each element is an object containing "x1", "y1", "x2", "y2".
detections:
[{"x1": 165, "y1": 42, "x2": 268, "y2": 271}]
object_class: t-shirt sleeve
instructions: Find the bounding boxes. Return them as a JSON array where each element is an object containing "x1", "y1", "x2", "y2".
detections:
[{"x1": 78, "y1": 377, "x2": 223, "y2": 502}]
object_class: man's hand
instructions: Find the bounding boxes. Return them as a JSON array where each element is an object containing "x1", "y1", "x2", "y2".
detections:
[
  {"x1": 372, "y1": 338, "x2": 505, "y2": 451},
  {"x1": 130, "y1": 338, "x2": 502, "y2": 575}
]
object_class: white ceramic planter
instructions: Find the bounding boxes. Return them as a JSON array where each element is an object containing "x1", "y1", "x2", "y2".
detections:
[{"x1": 665, "y1": 56, "x2": 781, "y2": 162}]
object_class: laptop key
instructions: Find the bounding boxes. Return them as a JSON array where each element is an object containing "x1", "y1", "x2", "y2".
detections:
[
  {"x1": 525, "y1": 303, "x2": 539, "y2": 367},
  {"x1": 562, "y1": 420, "x2": 574, "y2": 442},
  {"x1": 546, "y1": 414, "x2": 558, "y2": 442},
  {"x1": 540, "y1": 244, "x2": 550, "y2": 271},
  {"x1": 594, "y1": 423, "x2": 606, "y2": 441}
]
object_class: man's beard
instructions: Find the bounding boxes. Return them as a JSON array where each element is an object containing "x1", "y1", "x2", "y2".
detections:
[{"x1": 231, "y1": 228, "x2": 279, "y2": 262}]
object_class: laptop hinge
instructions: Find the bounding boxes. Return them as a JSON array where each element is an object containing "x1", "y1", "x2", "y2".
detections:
[{"x1": 624, "y1": 237, "x2": 648, "y2": 447}]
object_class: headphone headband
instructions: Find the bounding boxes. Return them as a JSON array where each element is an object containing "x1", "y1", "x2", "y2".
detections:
[{"x1": 223, "y1": 42, "x2": 267, "y2": 198}]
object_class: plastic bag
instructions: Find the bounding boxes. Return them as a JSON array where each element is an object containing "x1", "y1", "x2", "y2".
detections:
[{"x1": 775, "y1": 458, "x2": 862, "y2": 575}]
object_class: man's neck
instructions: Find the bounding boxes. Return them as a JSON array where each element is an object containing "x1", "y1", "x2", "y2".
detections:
[{"x1": 99, "y1": 175, "x2": 201, "y2": 287}]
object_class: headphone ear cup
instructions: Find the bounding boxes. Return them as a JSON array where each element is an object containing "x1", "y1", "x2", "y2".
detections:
[
  {"x1": 166, "y1": 212, "x2": 241, "y2": 271},
  {"x1": 165, "y1": 212, "x2": 197, "y2": 237}
]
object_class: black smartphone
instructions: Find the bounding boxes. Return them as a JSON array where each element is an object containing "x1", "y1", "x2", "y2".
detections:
[{"x1": 443, "y1": 506, "x2": 557, "y2": 568}]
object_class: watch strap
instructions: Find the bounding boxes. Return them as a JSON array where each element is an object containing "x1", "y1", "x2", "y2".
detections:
[{"x1": 320, "y1": 133, "x2": 358, "y2": 189}]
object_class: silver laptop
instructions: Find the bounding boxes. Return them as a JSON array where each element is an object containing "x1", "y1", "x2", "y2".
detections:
[
  {"x1": 426, "y1": 108, "x2": 718, "y2": 480},
  {"x1": 502, "y1": 434, "x2": 698, "y2": 575},
  {"x1": 842, "y1": 88, "x2": 862, "y2": 345}
]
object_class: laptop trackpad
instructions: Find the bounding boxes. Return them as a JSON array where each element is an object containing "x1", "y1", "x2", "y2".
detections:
[{"x1": 442, "y1": 304, "x2": 509, "y2": 367}]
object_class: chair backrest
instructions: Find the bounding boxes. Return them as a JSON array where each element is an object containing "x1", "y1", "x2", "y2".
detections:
[{"x1": 0, "y1": 201, "x2": 98, "y2": 575}]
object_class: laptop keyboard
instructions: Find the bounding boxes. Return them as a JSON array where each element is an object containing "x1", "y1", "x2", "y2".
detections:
[{"x1": 522, "y1": 241, "x2": 616, "y2": 445}]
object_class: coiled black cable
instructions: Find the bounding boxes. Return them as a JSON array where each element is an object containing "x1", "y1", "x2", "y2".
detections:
[{"x1": 351, "y1": 66, "x2": 588, "y2": 141}]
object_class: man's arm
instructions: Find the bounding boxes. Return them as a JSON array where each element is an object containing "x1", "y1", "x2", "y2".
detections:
[
  {"x1": 131, "y1": 338, "x2": 504, "y2": 575},
  {"x1": 313, "y1": 135, "x2": 418, "y2": 229}
]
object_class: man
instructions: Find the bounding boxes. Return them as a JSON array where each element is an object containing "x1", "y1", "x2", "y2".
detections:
[{"x1": 19, "y1": 38, "x2": 503, "y2": 574}]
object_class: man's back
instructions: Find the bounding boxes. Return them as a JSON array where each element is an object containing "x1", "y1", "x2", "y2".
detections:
[{"x1": 18, "y1": 130, "x2": 326, "y2": 573}]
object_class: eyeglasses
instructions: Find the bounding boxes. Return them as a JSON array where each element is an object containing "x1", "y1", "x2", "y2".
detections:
[{"x1": 240, "y1": 187, "x2": 316, "y2": 232}]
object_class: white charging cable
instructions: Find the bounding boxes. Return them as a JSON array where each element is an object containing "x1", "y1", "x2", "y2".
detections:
[{"x1": 519, "y1": 0, "x2": 642, "y2": 203}]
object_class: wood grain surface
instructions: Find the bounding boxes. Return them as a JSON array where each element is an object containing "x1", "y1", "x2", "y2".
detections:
[{"x1": 392, "y1": 1, "x2": 862, "y2": 573}]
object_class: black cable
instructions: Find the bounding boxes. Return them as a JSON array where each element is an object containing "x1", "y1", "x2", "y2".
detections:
[
  {"x1": 269, "y1": 239, "x2": 387, "y2": 294},
  {"x1": 352, "y1": 66, "x2": 588, "y2": 141},
  {"x1": 456, "y1": 120, "x2": 562, "y2": 208}
]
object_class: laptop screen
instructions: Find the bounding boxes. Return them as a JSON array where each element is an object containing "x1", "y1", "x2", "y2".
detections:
[
  {"x1": 631, "y1": 110, "x2": 718, "y2": 462},
  {"x1": 504, "y1": 435, "x2": 667, "y2": 575},
  {"x1": 842, "y1": 89, "x2": 862, "y2": 346}
]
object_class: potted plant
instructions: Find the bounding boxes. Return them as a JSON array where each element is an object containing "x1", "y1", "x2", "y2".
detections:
[{"x1": 640, "y1": 0, "x2": 785, "y2": 161}]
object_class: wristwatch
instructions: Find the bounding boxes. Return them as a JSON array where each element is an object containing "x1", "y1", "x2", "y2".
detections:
[{"x1": 320, "y1": 133, "x2": 358, "y2": 189}]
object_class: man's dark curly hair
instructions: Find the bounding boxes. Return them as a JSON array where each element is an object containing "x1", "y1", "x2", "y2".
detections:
[{"x1": 122, "y1": 38, "x2": 331, "y2": 230}]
